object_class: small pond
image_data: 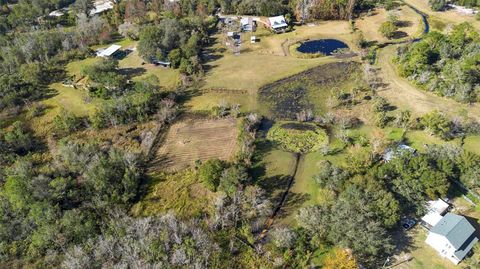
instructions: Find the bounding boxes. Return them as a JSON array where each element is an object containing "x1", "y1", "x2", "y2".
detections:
[{"x1": 296, "y1": 39, "x2": 349, "y2": 55}]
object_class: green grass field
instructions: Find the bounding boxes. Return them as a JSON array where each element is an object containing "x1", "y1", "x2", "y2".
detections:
[
  {"x1": 118, "y1": 48, "x2": 179, "y2": 89},
  {"x1": 251, "y1": 138, "x2": 298, "y2": 205}
]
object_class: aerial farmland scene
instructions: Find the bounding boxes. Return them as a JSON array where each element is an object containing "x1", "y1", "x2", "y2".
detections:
[{"x1": 3, "y1": 0, "x2": 480, "y2": 268}]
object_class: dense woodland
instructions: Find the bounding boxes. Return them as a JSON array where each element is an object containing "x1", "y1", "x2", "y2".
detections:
[
  {"x1": 396, "y1": 23, "x2": 480, "y2": 103},
  {"x1": 2, "y1": 0, "x2": 480, "y2": 268},
  {"x1": 429, "y1": 0, "x2": 480, "y2": 11}
]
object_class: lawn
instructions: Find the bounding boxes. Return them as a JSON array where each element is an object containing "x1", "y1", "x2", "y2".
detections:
[
  {"x1": 251, "y1": 138, "x2": 298, "y2": 206},
  {"x1": 395, "y1": 228, "x2": 461, "y2": 269},
  {"x1": 405, "y1": 130, "x2": 462, "y2": 152},
  {"x1": 43, "y1": 83, "x2": 98, "y2": 116},
  {"x1": 66, "y1": 57, "x2": 101, "y2": 79},
  {"x1": 118, "y1": 47, "x2": 179, "y2": 89},
  {"x1": 25, "y1": 83, "x2": 99, "y2": 136}
]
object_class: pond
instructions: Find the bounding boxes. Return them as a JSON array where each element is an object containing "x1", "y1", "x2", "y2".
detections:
[{"x1": 296, "y1": 39, "x2": 349, "y2": 55}]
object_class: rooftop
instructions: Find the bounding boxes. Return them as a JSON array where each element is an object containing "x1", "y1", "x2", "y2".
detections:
[
  {"x1": 90, "y1": 0, "x2": 114, "y2": 15},
  {"x1": 268, "y1": 15, "x2": 288, "y2": 30},
  {"x1": 96, "y1": 44, "x2": 121, "y2": 57},
  {"x1": 431, "y1": 213, "x2": 476, "y2": 249}
]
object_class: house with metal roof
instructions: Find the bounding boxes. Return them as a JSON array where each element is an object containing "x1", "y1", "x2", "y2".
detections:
[
  {"x1": 268, "y1": 15, "x2": 288, "y2": 33},
  {"x1": 425, "y1": 213, "x2": 478, "y2": 264}
]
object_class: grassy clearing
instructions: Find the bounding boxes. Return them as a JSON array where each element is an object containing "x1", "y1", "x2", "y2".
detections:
[
  {"x1": 118, "y1": 48, "x2": 179, "y2": 89},
  {"x1": 202, "y1": 21, "x2": 356, "y2": 92},
  {"x1": 202, "y1": 50, "x2": 339, "y2": 91},
  {"x1": 251, "y1": 138, "x2": 297, "y2": 206},
  {"x1": 185, "y1": 90, "x2": 258, "y2": 113},
  {"x1": 131, "y1": 170, "x2": 215, "y2": 219},
  {"x1": 43, "y1": 83, "x2": 97, "y2": 116},
  {"x1": 66, "y1": 57, "x2": 101, "y2": 79},
  {"x1": 152, "y1": 118, "x2": 239, "y2": 172},
  {"x1": 355, "y1": 5, "x2": 423, "y2": 43}
]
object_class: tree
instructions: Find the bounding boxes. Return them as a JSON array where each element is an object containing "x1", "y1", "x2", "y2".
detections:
[
  {"x1": 420, "y1": 111, "x2": 452, "y2": 140},
  {"x1": 271, "y1": 227, "x2": 297, "y2": 249},
  {"x1": 3, "y1": 121, "x2": 34, "y2": 154},
  {"x1": 74, "y1": 0, "x2": 94, "y2": 16},
  {"x1": 137, "y1": 19, "x2": 186, "y2": 62},
  {"x1": 53, "y1": 108, "x2": 82, "y2": 134},
  {"x1": 198, "y1": 159, "x2": 225, "y2": 191},
  {"x1": 82, "y1": 58, "x2": 126, "y2": 97},
  {"x1": 429, "y1": 0, "x2": 448, "y2": 11},
  {"x1": 323, "y1": 249, "x2": 359, "y2": 269},
  {"x1": 218, "y1": 165, "x2": 248, "y2": 196},
  {"x1": 168, "y1": 49, "x2": 183, "y2": 68},
  {"x1": 379, "y1": 21, "x2": 398, "y2": 39}
]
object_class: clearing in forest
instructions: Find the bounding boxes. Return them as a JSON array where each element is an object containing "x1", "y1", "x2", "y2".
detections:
[{"x1": 151, "y1": 118, "x2": 239, "y2": 172}]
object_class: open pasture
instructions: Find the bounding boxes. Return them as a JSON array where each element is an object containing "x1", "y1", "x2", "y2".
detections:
[
  {"x1": 201, "y1": 21, "x2": 356, "y2": 92},
  {"x1": 151, "y1": 118, "x2": 239, "y2": 172}
]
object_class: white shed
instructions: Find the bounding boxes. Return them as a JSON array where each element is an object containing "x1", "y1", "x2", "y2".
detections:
[
  {"x1": 421, "y1": 199, "x2": 450, "y2": 228},
  {"x1": 96, "y1": 44, "x2": 121, "y2": 57}
]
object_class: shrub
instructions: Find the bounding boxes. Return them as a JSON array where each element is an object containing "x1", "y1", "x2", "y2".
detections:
[
  {"x1": 53, "y1": 108, "x2": 82, "y2": 134},
  {"x1": 420, "y1": 111, "x2": 453, "y2": 140},
  {"x1": 267, "y1": 122, "x2": 328, "y2": 153},
  {"x1": 379, "y1": 21, "x2": 398, "y2": 39}
]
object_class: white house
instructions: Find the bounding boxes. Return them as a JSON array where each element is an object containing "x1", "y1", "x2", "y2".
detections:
[
  {"x1": 268, "y1": 15, "x2": 288, "y2": 33},
  {"x1": 425, "y1": 213, "x2": 478, "y2": 264},
  {"x1": 421, "y1": 199, "x2": 450, "y2": 228},
  {"x1": 240, "y1": 17, "x2": 255, "y2": 32},
  {"x1": 96, "y1": 44, "x2": 121, "y2": 58}
]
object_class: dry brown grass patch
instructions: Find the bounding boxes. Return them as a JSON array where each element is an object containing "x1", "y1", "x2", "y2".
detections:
[{"x1": 151, "y1": 118, "x2": 239, "y2": 172}]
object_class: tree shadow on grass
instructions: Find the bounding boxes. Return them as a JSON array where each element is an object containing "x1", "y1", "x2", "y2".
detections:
[
  {"x1": 390, "y1": 227, "x2": 417, "y2": 256},
  {"x1": 119, "y1": 67, "x2": 146, "y2": 79},
  {"x1": 397, "y1": 20, "x2": 413, "y2": 28},
  {"x1": 276, "y1": 192, "x2": 310, "y2": 219},
  {"x1": 392, "y1": 31, "x2": 408, "y2": 39}
]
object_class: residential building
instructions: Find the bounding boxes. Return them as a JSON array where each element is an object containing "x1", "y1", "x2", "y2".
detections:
[{"x1": 425, "y1": 213, "x2": 478, "y2": 264}]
